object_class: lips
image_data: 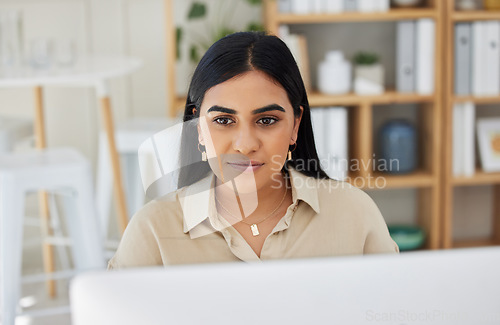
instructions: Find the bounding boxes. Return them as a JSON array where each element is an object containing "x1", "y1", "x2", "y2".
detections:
[
  {"x1": 228, "y1": 161, "x2": 264, "y2": 167},
  {"x1": 227, "y1": 161, "x2": 264, "y2": 172}
]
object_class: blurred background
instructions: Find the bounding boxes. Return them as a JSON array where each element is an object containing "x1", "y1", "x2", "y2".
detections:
[{"x1": 0, "y1": 0, "x2": 499, "y2": 324}]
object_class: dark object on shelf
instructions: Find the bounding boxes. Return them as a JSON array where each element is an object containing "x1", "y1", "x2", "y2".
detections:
[
  {"x1": 391, "y1": 0, "x2": 423, "y2": 7},
  {"x1": 379, "y1": 119, "x2": 417, "y2": 174},
  {"x1": 388, "y1": 225, "x2": 425, "y2": 251}
]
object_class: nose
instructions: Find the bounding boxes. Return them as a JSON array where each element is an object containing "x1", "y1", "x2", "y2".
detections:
[{"x1": 232, "y1": 125, "x2": 260, "y2": 155}]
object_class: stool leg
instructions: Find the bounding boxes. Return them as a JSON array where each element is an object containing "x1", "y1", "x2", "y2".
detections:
[
  {"x1": 65, "y1": 168, "x2": 106, "y2": 270},
  {"x1": 48, "y1": 194, "x2": 71, "y2": 270},
  {"x1": 95, "y1": 133, "x2": 113, "y2": 242},
  {"x1": 0, "y1": 180, "x2": 26, "y2": 325},
  {"x1": 99, "y1": 95, "x2": 129, "y2": 234},
  {"x1": 34, "y1": 86, "x2": 57, "y2": 297},
  {"x1": 39, "y1": 192, "x2": 57, "y2": 297}
]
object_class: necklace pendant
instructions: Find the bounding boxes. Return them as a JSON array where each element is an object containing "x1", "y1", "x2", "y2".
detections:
[{"x1": 250, "y1": 224, "x2": 260, "y2": 236}]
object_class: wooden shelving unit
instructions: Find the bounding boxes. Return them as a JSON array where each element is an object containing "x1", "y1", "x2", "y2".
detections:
[
  {"x1": 167, "y1": 0, "x2": 500, "y2": 250},
  {"x1": 454, "y1": 94, "x2": 500, "y2": 103},
  {"x1": 263, "y1": 0, "x2": 443, "y2": 249},
  {"x1": 263, "y1": 0, "x2": 440, "y2": 31},
  {"x1": 273, "y1": 9, "x2": 437, "y2": 24},
  {"x1": 347, "y1": 170, "x2": 435, "y2": 189},
  {"x1": 452, "y1": 10, "x2": 500, "y2": 21},
  {"x1": 308, "y1": 90, "x2": 435, "y2": 106},
  {"x1": 453, "y1": 170, "x2": 500, "y2": 186},
  {"x1": 442, "y1": 0, "x2": 500, "y2": 249}
]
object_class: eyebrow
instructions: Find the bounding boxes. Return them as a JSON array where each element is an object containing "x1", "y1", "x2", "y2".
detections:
[{"x1": 206, "y1": 104, "x2": 286, "y2": 115}]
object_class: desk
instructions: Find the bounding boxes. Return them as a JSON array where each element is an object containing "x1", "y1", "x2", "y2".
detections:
[{"x1": 0, "y1": 56, "x2": 142, "y2": 295}]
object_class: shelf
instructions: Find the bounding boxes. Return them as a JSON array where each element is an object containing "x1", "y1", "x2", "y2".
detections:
[
  {"x1": 308, "y1": 90, "x2": 435, "y2": 107},
  {"x1": 453, "y1": 238, "x2": 500, "y2": 248},
  {"x1": 444, "y1": 1, "x2": 500, "y2": 249},
  {"x1": 348, "y1": 170, "x2": 435, "y2": 190},
  {"x1": 175, "y1": 92, "x2": 435, "y2": 110},
  {"x1": 276, "y1": 9, "x2": 437, "y2": 24},
  {"x1": 453, "y1": 170, "x2": 500, "y2": 186},
  {"x1": 453, "y1": 94, "x2": 500, "y2": 104},
  {"x1": 452, "y1": 10, "x2": 500, "y2": 21}
]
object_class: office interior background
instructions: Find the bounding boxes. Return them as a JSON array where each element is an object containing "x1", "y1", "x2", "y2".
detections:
[{"x1": 1, "y1": 0, "x2": 500, "y2": 324}]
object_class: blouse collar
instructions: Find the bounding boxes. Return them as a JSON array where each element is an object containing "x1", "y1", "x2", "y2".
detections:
[{"x1": 179, "y1": 166, "x2": 321, "y2": 236}]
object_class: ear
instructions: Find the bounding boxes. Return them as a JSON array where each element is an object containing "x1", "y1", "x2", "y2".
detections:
[
  {"x1": 197, "y1": 122, "x2": 205, "y2": 146},
  {"x1": 291, "y1": 106, "x2": 303, "y2": 145}
]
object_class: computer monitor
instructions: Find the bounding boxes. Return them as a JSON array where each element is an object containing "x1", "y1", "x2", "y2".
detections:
[{"x1": 70, "y1": 247, "x2": 500, "y2": 325}]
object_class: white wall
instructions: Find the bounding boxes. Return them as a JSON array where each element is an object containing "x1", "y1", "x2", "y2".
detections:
[
  {"x1": 0, "y1": 0, "x2": 96, "y2": 159},
  {"x1": 0, "y1": 0, "x2": 169, "y2": 166}
]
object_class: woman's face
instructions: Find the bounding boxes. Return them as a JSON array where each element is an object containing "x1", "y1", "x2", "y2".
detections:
[{"x1": 198, "y1": 70, "x2": 302, "y2": 192}]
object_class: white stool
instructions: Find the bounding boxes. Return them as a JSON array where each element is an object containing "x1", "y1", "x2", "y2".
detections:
[
  {"x1": 0, "y1": 116, "x2": 74, "y2": 292},
  {"x1": 0, "y1": 116, "x2": 33, "y2": 153},
  {"x1": 0, "y1": 147, "x2": 106, "y2": 324},
  {"x1": 96, "y1": 117, "x2": 178, "y2": 243}
]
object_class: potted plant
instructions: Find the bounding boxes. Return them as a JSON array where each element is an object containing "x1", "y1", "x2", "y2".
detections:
[
  {"x1": 175, "y1": 0, "x2": 263, "y2": 96},
  {"x1": 353, "y1": 51, "x2": 385, "y2": 95}
]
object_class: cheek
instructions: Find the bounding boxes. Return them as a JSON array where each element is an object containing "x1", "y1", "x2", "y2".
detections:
[
  {"x1": 203, "y1": 126, "x2": 232, "y2": 157},
  {"x1": 199, "y1": 117, "x2": 224, "y2": 158},
  {"x1": 265, "y1": 134, "x2": 290, "y2": 169}
]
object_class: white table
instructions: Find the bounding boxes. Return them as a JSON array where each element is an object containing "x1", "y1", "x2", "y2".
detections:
[{"x1": 0, "y1": 56, "x2": 142, "y2": 296}]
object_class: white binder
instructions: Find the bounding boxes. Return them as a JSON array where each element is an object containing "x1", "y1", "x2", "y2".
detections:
[
  {"x1": 324, "y1": 107, "x2": 348, "y2": 180},
  {"x1": 471, "y1": 21, "x2": 488, "y2": 96},
  {"x1": 415, "y1": 19, "x2": 436, "y2": 95},
  {"x1": 462, "y1": 101, "x2": 476, "y2": 176},
  {"x1": 343, "y1": 0, "x2": 357, "y2": 11},
  {"x1": 326, "y1": 0, "x2": 344, "y2": 12},
  {"x1": 396, "y1": 20, "x2": 416, "y2": 93},
  {"x1": 485, "y1": 21, "x2": 500, "y2": 96},
  {"x1": 454, "y1": 23, "x2": 472, "y2": 95}
]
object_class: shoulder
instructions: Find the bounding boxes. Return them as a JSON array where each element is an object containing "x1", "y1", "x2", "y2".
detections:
[
  {"x1": 307, "y1": 176, "x2": 384, "y2": 225},
  {"x1": 288, "y1": 168, "x2": 376, "y2": 213},
  {"x1": 107, "y1": 191, "x2": 185, "y2": 269},
  {"x1": 309, "y1": 177, "x2": 398, "y2": 254},
  {"x1": 126, "y1": 190, "x2": 184, "y2": 236},
  {"x1": 306, "y1": 176, "x2": 376, "y2": 209}
]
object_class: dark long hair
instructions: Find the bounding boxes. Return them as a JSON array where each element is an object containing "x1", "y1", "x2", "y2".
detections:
[{"x1": 178, "y1": 31, "x2": 329, "y2": 188}]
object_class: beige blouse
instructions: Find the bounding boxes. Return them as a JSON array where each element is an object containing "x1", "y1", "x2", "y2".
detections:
[{"x1": 108, "y1": 167, "x2": 399, "y2": 269}]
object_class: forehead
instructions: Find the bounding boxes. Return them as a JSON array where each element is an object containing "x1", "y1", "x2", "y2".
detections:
[{"x1": 200, "y1": 70, "x2": 291, "y2": 113}]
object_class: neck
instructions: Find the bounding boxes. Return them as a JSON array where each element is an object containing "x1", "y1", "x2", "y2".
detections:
[{"x1": 214, "y1": 172, "x2": 290, "y2": 223}]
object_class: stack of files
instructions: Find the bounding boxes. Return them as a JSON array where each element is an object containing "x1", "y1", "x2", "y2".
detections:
[
  {"x1": 454, "y1": 21, "x2": 500, "y2": 96},
  {"x1": 454, "y1": 23, "x2": 472, "y2": 95},
  {"x1": 396, "y1": 19, "x2": 436, "y2": 94},
  {"x1": 472, "y1": 21, "x2": 499, "y2": 96},
  {"x1": 452, "y1": 102, "x2": 476, "y2": 177},
  {"x1": 310, "y1": 107, "x2": 348, "y2": 181},
  {"x1": 279, "y1": 0, "x2": 389, "y2": 14},
  {"x1": 357, "y1": 0, "x2": 390, "y2": 12}
]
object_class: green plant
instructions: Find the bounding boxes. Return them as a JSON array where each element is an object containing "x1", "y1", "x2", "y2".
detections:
[
  {"x1": 176, "y1": 0, "x2": 263, "y2": 63},
  {"x1": 353, "y1": 52, "x2": 380, "y2": 65}
]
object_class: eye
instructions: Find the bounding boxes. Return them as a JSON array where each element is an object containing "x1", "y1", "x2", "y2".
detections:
[
  {"x1": 257, "y1": 117, "x2": 279, "y2": 126},
  {"x1": 213, "y1": 117, "x2": 235, "y2": 125}
]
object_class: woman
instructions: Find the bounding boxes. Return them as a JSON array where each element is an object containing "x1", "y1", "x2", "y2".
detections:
[{"x1": 108, "y1": 32, "x2": 398, "y2": 269}]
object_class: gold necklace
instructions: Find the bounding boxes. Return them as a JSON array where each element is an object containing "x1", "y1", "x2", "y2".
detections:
[{"x1": 215, "y1": 186, "x2": 288, "y2": 237}]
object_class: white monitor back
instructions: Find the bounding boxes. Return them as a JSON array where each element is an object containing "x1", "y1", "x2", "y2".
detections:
[{"x1": 70, "y1": 247, "x2": 500, "y2": 325}]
